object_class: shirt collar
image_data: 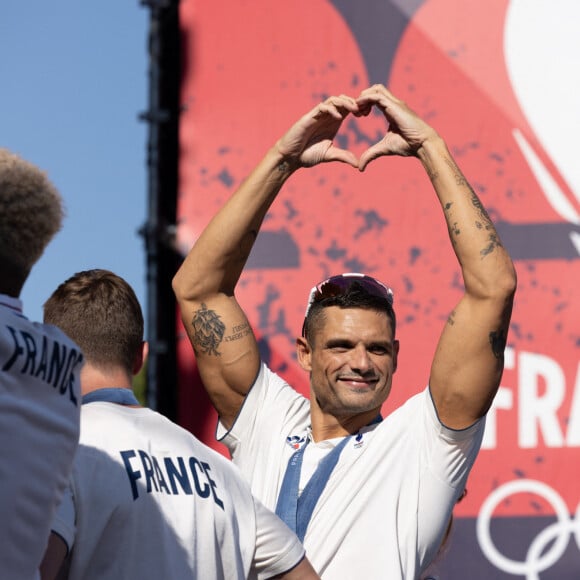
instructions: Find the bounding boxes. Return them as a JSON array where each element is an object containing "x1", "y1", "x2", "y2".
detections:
[{"x1": 0, "y1": 293, "x2": 23, "y2": 314}]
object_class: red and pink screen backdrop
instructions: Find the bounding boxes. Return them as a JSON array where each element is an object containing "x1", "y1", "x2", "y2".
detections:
[{"x1": 176, "y1": 1, "x2": 580, "y2": 577}]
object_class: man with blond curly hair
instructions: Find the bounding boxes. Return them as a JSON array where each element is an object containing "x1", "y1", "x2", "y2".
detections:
[{"x1": 0, "y1": 149, "x2": 83, "y2": 580}]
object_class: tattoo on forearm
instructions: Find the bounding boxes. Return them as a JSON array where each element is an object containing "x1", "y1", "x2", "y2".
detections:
[
  {"x1": 481, "y1": 233, "x2": 502, "y2": 257},
  {"x1": 426, "y1": 167, "x2": 439, "y2": 181},
  {"x1": 470, "y1": 191, "x2": 493, "y2": 231},
  {"x1": 191, "y1": 303, "x2": 225, "y2": 356},
  {"x1": 445, "y1": 157, "x2": 468, "y2": 188},
  {"x1": 444, "y1": 201, "x2": 461, "y2": 239},
  {"x1": 444, "y1": 157, "x2": 504, "y2": 258},
  {"x1": 277, "y1": 160, "x2": 292, "y2": 173},
  {"x1": 469, "y1": 187, "x2": 505, "y2": 259},
  {"x1": 445, "y1": 157, "x2": 490, "y2": 224}
]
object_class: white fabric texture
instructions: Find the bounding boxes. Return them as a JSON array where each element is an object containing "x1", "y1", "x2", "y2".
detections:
[
  {"x1": 219, "y1": 362, "x2": 485, "y2": 580},
  {"x1": 0, "y1": 295, "x2": 82, "y2": 580},
  {"x1": 52, "y1": 402, "x2": 304, "y2": 580}
]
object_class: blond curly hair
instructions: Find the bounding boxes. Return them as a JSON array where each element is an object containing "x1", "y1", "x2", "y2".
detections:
[{"x1": 0, "y1": 148, "x2": 64, "y2": 280}]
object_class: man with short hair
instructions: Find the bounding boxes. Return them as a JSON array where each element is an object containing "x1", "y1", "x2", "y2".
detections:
[
  {"x1": 0, "y1": 148, "x2": 83, "y2": 580},
  {"x1": 40, "y1": 269, "x2": 319, "y2": 580},
  {"x1": 173, "y1": 85, "x2": 517, "y2": 578}
]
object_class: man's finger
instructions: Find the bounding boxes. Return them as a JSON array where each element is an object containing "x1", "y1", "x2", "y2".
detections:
[
  {"x1": 358, "y1": 144, "x2": 386, "y2": 172},
  {"x1": 326, "y1": 146, "x2": 359, "y2": 168}
]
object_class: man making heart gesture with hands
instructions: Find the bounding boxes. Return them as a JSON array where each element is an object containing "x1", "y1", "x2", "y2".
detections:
[{"x1": 173, "y1": 85, "x2": 517, "y2": 579}]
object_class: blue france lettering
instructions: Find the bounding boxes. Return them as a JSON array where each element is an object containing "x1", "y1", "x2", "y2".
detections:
[
  {"x1": 190, "y1": 458, "x2": 210, "y2": 499},
  {"x1": 2, "y1": 325, "x2": 82, "y2": 406},
  {"x1": 2, "y1": 327, "x2": 24, "y2": 371},
  {"x1": 20, "y1": 331, "x2": 37, "y2": 374},
  {"x1": 35, "y1": 336, "x2": 49, "y2": 381},
  {"x1": 201, "y1": 461, "x2": 224, "y2": 510},
  {"x1": 58, "y1": 348, "x2": 80, "y2": 398},
  {"x1": 139, "y1": 450, "x2": 158, "y2": 494},
  {"x1": 120, "y1": 449, "x2": 225, "y2": 509},
  {"x1": 189, "y1": 458, "x2": 224, "y2": 509},
  {"x1": 121, "y1": 450, "x2": 141, "y2": 499},
  {"x1": 152, "y1": 456, "x2": 170, "y2": 494},
  {"x1": 164, "y1": 457, "x2": 193, "y2": 495},
  {"x1": 49, "y1": 342, "x2": 68, "y2": 388}
]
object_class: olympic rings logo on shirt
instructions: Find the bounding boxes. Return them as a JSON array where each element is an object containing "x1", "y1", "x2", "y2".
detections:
[{"x1": 476, "y1": 479, "x2": 580, "y2": 579}]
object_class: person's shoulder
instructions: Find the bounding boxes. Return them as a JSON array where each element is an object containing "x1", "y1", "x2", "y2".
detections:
[
  {"x1": 0, "y1": 299, "x2": 79, "y2": 353},
  {"x1": 381, "y1": 386, "x2": 429, "y2": 420},
  {"x1": 133, "y1": 408, "x2": 234, "y2": 464},
  {"x1": 257, "y1": 361, "x2": 309, "y2": 404}
]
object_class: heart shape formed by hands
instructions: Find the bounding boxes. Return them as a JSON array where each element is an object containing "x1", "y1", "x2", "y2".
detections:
[{"x1": 278, "y1": 85, "x2": 438, "y2": 172}]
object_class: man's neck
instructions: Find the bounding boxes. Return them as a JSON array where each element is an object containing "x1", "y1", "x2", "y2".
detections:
[
  {"x1": 310, "y1": 407, "x2": 381, "y2": 443},
  {"x1": 80, "y1": 364, "x2": 134, "y2": 397},
  {"x1": 0, "y1": 259, "x2": 28, "y2": 297}
]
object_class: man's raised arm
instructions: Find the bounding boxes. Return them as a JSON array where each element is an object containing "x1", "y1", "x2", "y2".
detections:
[
  {"x1": 357, "y1": 85, "x2": 517, "y2": 429},
  {"x1": 172, "y1": 95, "x2": 360, "y2": 428}
]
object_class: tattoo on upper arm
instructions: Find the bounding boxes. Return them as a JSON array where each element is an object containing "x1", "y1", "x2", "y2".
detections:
[
  {"x1": 489, "y1": 328, "x2": 507, "y2": 360},
  {"x1": 224, "y1": 322, "x2": 252, "y2": 343},
  {"x1": 489, "y1": 298, "x2": 513, "y2": 359},
  {"x1": 191, "y1": 303, "x2": 225, "y2": 356},
  {"x1": 447, "y1": 310, "x2": 456, "y2": 326}
]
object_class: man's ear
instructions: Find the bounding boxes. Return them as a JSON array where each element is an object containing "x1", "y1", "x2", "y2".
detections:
[
  {"x1": 296, "y1": 337, "x2": 312, "y2": 372},
  {"x1": 132, "y1": 341, "x2": 149, "y2": 376},
  {"x1": 392, "y1": 339, "x2": 400, "y2": 374}
]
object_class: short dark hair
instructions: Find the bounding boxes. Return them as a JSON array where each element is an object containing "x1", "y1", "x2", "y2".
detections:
[
  {"x1": 303, "y1": 281, "x2": 396, "y2": 343},
  {"x1": 43, "y1": 269, "x2": 143, "y2": 374}
]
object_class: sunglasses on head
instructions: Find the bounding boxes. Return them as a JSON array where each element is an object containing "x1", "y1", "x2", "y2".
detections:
[{"x1": 302, "y1": 273, "x2": 394, "y2": 336}]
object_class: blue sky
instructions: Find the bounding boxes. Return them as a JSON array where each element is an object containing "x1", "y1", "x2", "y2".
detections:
[
  {"x1": 1, "y1": 2, "x2": 148, "y2": 323},
  {"x1": 2, "y1": 0, "x2": 578, "y2": 330}
]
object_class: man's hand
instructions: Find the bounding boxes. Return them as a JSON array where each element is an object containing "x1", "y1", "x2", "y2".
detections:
[
  {"x1": 275, "y1": 95, "x2": 360, "y2": 168},
  {"x1": 356, "y1": 85, "x2": 440, "y2": 171}
]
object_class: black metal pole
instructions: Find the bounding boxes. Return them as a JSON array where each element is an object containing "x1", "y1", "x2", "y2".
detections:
[{"x1": 139, "y1": 0, "x2": 180, "y2": 417}]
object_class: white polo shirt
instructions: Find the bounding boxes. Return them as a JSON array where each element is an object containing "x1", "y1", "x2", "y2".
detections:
[
  {"x1": 52, "y1": 402, "x2": 305, "y2": 579},
  {"x1": 0, "y1": 295, "x2": 82, "y2": 580},
  {"x1": 219, "y1": 362, "x2": 485, "y2": 579}
]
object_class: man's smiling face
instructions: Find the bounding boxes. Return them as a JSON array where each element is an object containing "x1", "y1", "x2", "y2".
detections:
[{"x1": 299, "y1": 306, "x2": 399, "y2": 421}]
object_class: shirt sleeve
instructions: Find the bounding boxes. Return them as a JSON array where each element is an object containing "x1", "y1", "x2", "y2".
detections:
[
  {"x1": 217, "y1": 362, "x2": 309, "y2": 445},
  {"x1": 424, "y1": 386, "x2": 485, "y2": 489},
  {"x1": 251, "y1": 495, "x2": 306, "y2": 580},
  {"x1": 417, "y1": 387, "x2": 485, "y2": 567},
  {"x1": 50, "y1": 483, "x2": 76, "y2": 553}
]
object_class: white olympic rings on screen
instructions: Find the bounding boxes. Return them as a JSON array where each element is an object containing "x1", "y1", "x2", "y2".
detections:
[{"x1": 476, "y1": 479, "x2": 580, "y2": 579}]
